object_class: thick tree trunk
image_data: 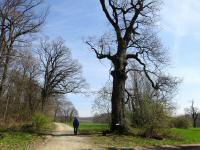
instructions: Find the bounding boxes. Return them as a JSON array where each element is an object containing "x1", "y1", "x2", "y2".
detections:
[
  {"x1": 110, "y1": 55, "x2": 127, "y2": 132},
  {"x1": 3, "y1": 96, "x2": 9, "y2": 123},
  {"x1": 41, "y1": 89, "x2": 48, "y2": 112},
  {"x1": 54, "y1": 109, "x2": 58, "y2": 121},
  {"x1": 41, "y1": 97, "x2": 45, "y2": 112},
  {"x1": 193, "y1": 119, "x2": 197, "y2": 128},
  {"x1": 0, "y1": 56, "x2": 10, "y2": 97}
]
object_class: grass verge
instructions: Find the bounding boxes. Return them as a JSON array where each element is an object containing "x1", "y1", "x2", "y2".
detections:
[
  {"x1": 90, "y1": 128, "x2": 200, "y2": 148},
  {"x1": 0, "y1": 131, "x2": 42, "y2": 150},
  {"x1": 67, "y1": 122, "x2": 200, "y2": 148}
]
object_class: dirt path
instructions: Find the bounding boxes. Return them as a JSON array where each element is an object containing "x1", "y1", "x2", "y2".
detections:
[{"x1": 34, "y1": 123, "x2": 93, "y2": 150}]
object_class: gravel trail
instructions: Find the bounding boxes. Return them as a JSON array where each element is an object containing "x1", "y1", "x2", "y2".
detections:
[{"x1": 35, "y1": 123, "x2": 92, "y2": 150}]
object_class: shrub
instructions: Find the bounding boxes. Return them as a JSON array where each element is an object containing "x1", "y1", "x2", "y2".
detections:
[
  {"x1": 134, "y1": 99, "x2": 172, "y2": 139},
  {"x1": 170, "y1": 116, "x2": 192, "y2": 129},
  {"x1": 32, "y1": 113, "x2": 52, "y2": 131}
]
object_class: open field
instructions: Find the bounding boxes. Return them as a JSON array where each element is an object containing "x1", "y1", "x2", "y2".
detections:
[
  {"x1": 78, "y1": 122, "x2": 109, "y2": 134},
  {"x1": 171, "y1": 128, "x2": 200, "y2": 144},
  {"x1": 91, "y1": 128, "x2": 200, "y2": 148},
  {"x1": 67, "y1": 122, "x2": 200, "y2": 148},
  {"x1": 67, "y1": 122, "x2": 109, "y2": 134}
]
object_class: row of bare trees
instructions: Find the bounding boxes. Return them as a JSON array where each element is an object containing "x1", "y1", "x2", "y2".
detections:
[
  {"x1": 0, "y1": 0, "x2": 85, "y2": 126},
  {"x1": 0, "y1": 38, "x2": 85, "y2": 125},
  {"x1": 0, "y1": 0, "x2": 46, "y2": 97},
  {"x1": 54, "y1": 96, "x2": 78, "y2": 122},
  {"x1": 0, "y1": 0, "x2": 46, "y2": 125}
]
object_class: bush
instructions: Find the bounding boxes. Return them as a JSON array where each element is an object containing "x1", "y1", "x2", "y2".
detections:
[
  {"x1": 133, "y1": 99, "x2": 172, "y2": 139},
  {"x1": 170, "y1": 116, "x2": 192, "y2": 129},
  {"x1": 32, "y1": 113, "x2": 52, "y2": 131}
]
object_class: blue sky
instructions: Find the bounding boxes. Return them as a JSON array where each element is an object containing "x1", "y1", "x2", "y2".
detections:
[{"x1": 42, "y1": 0, "x2": 200, "y2": 117}]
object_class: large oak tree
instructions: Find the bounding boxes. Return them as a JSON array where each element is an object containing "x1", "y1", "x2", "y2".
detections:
[{"x1": 87, "y1": 0, "x2": 168, "y2": 132}]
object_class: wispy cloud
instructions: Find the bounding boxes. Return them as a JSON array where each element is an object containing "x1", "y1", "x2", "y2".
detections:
[
  {"x1": 162, "y1": 0, "x2": 200, "y2": 37},
  {"x1": 160, "y1": 1, "x2": 200, "y2": 115},
  {"x1": 174, "y1": 68, "x2": 200, "y2": 85}
]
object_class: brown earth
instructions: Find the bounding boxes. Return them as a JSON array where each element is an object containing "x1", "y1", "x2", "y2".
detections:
[{"x1": 32, "y1": 123, "x2": 93, "y2": 150}]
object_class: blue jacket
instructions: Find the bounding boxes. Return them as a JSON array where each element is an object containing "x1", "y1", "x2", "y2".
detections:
[{"x1": 73, "y1": 118, "x2": 79, "y2": 127}]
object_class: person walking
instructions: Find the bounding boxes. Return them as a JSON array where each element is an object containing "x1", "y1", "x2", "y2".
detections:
[{"x1": 73, "y1": 117, "x2": 79, "y2": 135}]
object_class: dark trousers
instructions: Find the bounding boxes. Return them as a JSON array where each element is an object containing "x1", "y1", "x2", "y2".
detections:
[{"x1": 74, "y1": 127, "x2": 78, "y2": 135}]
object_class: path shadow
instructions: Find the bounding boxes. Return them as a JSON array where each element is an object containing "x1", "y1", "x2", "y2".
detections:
[
  {"x1": 147, "y1": 146, "x2": 200, "y2": 150},
  {"x1": 36, "y1": 131, "x2": 92, "y2": 137},
  {"x1": 108, "y1": 145, "x2": 200, "y2": 150}
]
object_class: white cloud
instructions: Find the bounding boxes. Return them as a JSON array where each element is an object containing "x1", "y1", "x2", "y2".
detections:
[
  {"x1": 160, "y1": 1, "x2": 200, "y2": 116},
  {"x1": 161, "y1": 0, "x2": 200, "y2": 37},
  {"x1": 171, "y1": 66, "x2": 200, "y2": 115},
  {"x1": 172, "y1": 67, "x2": 200, "y2": 85}
]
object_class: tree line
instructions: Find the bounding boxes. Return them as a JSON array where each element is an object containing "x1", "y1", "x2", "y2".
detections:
[{"x1": 0, "y1": 0, "x2": 85, "y2": 127}]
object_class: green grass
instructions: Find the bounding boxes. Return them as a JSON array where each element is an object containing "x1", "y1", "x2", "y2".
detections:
[
  {"x1": 172, "y1": 128, "x2": 200, "y2": 144},
  {"x1": 0, "y1": 132, "x2": 41, "y2": 150},
  {"x1": 79, "y1": 122, "x2": 109, "y2": 134},
  {"x1": 66, "y1": 122, "x2": 200, "y2": 147},
  {"x1": 89, "y1": 127, "x2": 200, "y2": 148},
  {"x1": 67, "y1": 122, "x2": 109, "y2": 134}
]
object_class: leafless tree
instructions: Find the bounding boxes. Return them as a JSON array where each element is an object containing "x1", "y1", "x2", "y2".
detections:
[
  {"x1": 53, "y1": 96, "x2": 78, "y2": 122},
  {"x1": 185, "y1": 101, "x2": 199, "y2": 128},
  {"x1": 17, "y1": 50, "x2": 41, "y2": 115},
  {"x1": 92, "y1": 83, "x2": 112, "y2": 124},
  {"x1": 53, "y1": 96, "x2": 65, "y2": 121},
  {"x1": 0, "y1": 50, "x2": 41, "y2": 123},
  {"x1": 37, "y1": 38, "x2": 86, "y2": 111},
  {"x1": 86, "y1": 0, "x2": 169, "y2": 132},
  {"x1": 0, "y1": 0, "x2": 47, "y2": 97},
  {"x1": 126, "y1": 64, "x2": 178, "y2": 127}
]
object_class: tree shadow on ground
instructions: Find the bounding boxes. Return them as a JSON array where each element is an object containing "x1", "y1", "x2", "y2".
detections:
[
  {"x1": 36, "y1": 131, "x2": 92, "y2": 137},
  {"x1": 108, "y1": 145, "x2": 200, "y2": 150},
  {"x1": 147, "y1": 146, "x2": 200, "y2": 150}
]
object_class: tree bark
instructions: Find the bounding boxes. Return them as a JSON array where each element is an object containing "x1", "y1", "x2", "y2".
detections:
[
  {"x1": 0, "y1": 55, "x2": 10, "y2": 97},
  {"x1": 3, "y1": 95, "x2": 10, "y2": 123},
  {"x1": 41, "y1": 97, "x2": 46, "y2": 112},
  {"x1": 193, "y1": 119, "x2": 197, "y2": 128},
  {"x1": 41, "y1": 90, "x2": 47, "y2": 112},
  {"x1": 110, "y1": 54, "x2": 127, "y2": 132},
  {"x1": 54, "y1": 108, "x2": 58, "y2": 122}
]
